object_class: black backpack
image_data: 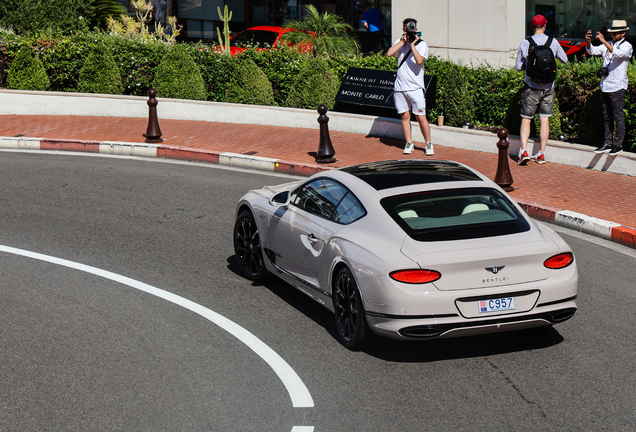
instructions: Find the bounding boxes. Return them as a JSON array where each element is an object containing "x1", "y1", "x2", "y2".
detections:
[{"x1": 526, "y1": 36, "x2": 557, "y2": 84}]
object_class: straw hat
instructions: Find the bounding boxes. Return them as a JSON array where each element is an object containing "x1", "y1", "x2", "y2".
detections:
[{"x1": 608, "y1": 20, "x2": 629, "y2": 32}]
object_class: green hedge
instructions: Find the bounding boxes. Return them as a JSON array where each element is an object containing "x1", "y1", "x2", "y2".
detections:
[
  {"x1": 1, "y1": 30, "x2": 635, "y2": 152},
  {"x1": 286, "y1": 56, "x2": 340, "y2": 110},
  {"x1": 6, "y1": 44, "x2": 49, "y2": 90},
  {"x1": 78, "y1": 42, "x2": 122, "y2": 94},
  {"x1": 224, "y1": 58, "x2": 275, "y2": 106},
  {"x1": 152, "y1": 43, "x2": 206, "y2": 100}
]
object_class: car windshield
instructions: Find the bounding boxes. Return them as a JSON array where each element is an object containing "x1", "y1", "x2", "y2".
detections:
[
  {"x1": 230, "y1": 30, "x2": 278, "y2": 47},
  {"x1": 381, "y1": 187, "x2": 530, "y2": 241}
]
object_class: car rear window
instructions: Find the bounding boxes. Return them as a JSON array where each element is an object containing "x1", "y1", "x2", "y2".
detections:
[{"x1": 381, "y1": 187, "x2": 530, "y2": 241}]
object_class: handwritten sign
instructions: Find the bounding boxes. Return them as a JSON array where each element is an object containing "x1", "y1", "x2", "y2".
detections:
[{"x1": 336, "y1": 67, "x2": 436, "y2": 110}]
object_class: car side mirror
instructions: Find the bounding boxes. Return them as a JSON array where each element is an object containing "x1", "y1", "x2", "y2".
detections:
[{"x1": 270, "y1": 191, "x2": 291, "y2": 207}]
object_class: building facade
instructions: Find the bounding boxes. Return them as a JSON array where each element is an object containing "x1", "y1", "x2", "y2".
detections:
[{"x1": 394, "y1": 0, "x2": 635, "y2": 66}]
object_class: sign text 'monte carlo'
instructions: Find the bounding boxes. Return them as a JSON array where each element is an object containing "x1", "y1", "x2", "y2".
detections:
[{"x1": 335, "y1": 67, "x2": 436, "y2": 110}]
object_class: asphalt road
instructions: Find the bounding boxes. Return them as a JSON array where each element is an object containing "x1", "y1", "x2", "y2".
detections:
[{"x1": 1, "y1": 151, "x2": 635, "y2": 431}]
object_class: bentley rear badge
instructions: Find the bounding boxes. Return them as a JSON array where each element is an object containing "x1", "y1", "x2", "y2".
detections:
[{"x1": 485, "y1": 265, "x2": 505, "y2": 274}]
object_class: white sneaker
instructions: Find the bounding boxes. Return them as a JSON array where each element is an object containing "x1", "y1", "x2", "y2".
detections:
[
  {"x1": 403, "y1": 142, "x2": 414, "y2": 154},
  {"x1": 425, "y1": 142, "x2": 434, "y2": 156}
]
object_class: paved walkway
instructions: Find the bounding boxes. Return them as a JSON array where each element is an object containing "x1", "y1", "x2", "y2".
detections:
[{"x1": 1, "y1": 114, "x2": 635, "y2": 249}]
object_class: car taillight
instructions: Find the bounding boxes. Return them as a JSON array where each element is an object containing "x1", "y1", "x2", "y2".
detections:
[
  {"x1": 390, "y1": 269, "x2": 441, "y2": 284},
  {"x1": 544, "y1": 252, "x2": 574, "y2": 269}
]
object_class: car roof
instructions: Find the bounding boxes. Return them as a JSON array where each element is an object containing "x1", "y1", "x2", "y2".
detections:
[{"x1": 337, "y1": 160, "x2": 483, "y2": 191}]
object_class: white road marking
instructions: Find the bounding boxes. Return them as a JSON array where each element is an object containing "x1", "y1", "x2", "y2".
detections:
[
  {"x1": 0, "y1": 244, "x2": 314, "y2": 409},
  {"x1": 291, "y1": 427, "x2": 315, "y2": 432}
]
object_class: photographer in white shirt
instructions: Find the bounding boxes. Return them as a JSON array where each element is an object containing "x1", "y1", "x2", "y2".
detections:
[{"x1": 586, "y1": 20, "x2": 633, "y2": 155}]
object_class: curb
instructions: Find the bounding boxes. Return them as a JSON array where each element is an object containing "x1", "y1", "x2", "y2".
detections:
[{"x1": 2, "y1": 136, "x2": 634, "y2": 250}]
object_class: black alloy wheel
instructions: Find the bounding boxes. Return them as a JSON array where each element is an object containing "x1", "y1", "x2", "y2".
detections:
[
  {"x1": 333, "y1": 267, "x2": 368, "y2": 350},
  {"x1": 233, "y1": 210, "x2": 267, "y2": 281}
]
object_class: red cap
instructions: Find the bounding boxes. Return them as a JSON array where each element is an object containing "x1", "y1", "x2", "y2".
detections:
[{"x1": 531, "y1": 15, "x2": 548, "y2": 28}]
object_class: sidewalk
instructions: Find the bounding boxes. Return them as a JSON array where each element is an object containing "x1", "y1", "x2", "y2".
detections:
[{"x1": 1, "y1": 113, "x2": 635, "y2": 250}]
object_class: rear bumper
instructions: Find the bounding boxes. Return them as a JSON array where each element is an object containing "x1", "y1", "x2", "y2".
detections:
[{"x1": 366, "y1": 299, "x2": 577, "y2": 340}]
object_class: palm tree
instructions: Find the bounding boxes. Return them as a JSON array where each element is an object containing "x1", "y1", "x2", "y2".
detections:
[{"x1": 281, "y1": 5, "x2": 359, "y2": 56}]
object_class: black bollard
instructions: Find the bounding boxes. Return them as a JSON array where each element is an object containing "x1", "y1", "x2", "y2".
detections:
[
  {"x1": 494, "y1": 128, "x2": 514, "y2": 191},
  {"x1": 316, "y1": 104, "x2": 336, "y2": 164},
  {"x1": 144, "y1": 88, "x2": 163, "y2": 143}
]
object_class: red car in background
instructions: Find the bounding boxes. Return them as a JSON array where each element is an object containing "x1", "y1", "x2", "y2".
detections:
[
  {"x1": 227, "y1": 26, "x2": 300, "y2": 55},
  {"x1": 557, "y1": 37, "x2": 588, "y2": 60}
]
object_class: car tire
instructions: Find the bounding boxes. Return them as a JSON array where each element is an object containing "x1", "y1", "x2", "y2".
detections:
[
  {"x1": 333, "y1": 267, "x2": 369, "y2": 350},
  {"x1": 233, "y1": 210, "x2": 268, "y2": 281}
]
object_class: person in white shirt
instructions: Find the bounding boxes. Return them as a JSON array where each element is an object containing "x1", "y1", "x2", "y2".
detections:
[
  {"x1": 387, "y1": 18, "x2": 433, "y2": 156},
  {"x1": 514, "y1": 14, "x2": 568, "y2": 165},
  {"x1": 586, "y1": 20, "x2": 633, "y2": 155}
]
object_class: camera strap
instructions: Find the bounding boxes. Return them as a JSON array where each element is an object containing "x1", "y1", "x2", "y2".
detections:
[
  {"x1": 398, "y1": 40, "x2": 423, "y2": 70},
  {"x1": 604, "y1": 39, "x2": 624, "y2": 67}
]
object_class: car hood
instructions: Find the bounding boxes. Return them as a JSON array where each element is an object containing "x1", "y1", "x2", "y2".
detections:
[{"x1": 401, "y1": 229, "x2": 559, "y2": 291}]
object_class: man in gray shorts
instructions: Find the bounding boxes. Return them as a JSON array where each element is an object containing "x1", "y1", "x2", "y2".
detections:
[{"x1": 514, "y1": 14, "x2": 567, "y2": 165}]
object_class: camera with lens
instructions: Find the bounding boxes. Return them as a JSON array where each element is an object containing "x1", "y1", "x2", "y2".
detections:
[
  {"x1": 597, "y1": 66, "x2": 609, "y2": 78},
  {"x1": 405, "y1": 21, "x2": 420, "y2": 43}
]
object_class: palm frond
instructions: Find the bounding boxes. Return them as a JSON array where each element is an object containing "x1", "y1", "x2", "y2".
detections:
[{"x1": 281, "y1": 4, "x2": 358, "y2": 56}]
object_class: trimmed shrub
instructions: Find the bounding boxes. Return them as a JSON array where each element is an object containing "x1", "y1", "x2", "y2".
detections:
[
  {"x1": 237, "y1": 46, "x2": 310, "y2": 105},
  {"x1": 78, "y1": 42, "x2": 122, "y2": 94},
  {"x1": 152, "y1": 43, "x2": 206, "y2": 100},
  {"x1": 7, "y1": 44, "x2": 50, "y2": 90},
  {"x1": 193, "y1": 45, "x2": 238, "y2": 102},
  {"x1": 285, "y1": 56, "x2": 339, "y2": 110},
  {"x1": 223, "y1": 58, "x2": 275, "y2": 106},
  {"x1": 467, "y1": 64, "x2": 524, "y2": 127}
]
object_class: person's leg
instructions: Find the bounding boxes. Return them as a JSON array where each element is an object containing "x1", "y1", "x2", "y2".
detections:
[
  {"x1": 406, "y1": 88, "x2": 433, "y2": 155},
  {"x1": 539, "y1": 116, "x2": 550, "y2": 153},
  {"x1": 394, "y1": 91, "x2": 414, "y2": 153},
  {"x1": 518, "y1": 118, "x2": 532, "y2": 164},
  {"x1": 610, "y1": 89, "x2": 625, "y2": 151},
  {"x1": 401, "y1": 111, "x2": 413, "y2": 143},
  {"x1": 415, "y1": 114, "x2": 431, "y2": 144},
  {"x1": 535, "y1": 89, "x2": 554, "y2": 155},
  {"x1": 520, "y1": 118, "x2": 532, "y2": 150},
  {"x1": 597, "y1": 91, "x2": 614, "y2": 151},
  {"x1": 519, "y1": 85, "x2": 538, "y2": 164}
]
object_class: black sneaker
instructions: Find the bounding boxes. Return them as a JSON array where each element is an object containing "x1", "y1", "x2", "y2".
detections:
[
  {"x1": 594, "y1": 143, "x2": 612, "y2": 154},
  {"x1": 609, "y1": 146, "x2": 623, "y2": 156}
]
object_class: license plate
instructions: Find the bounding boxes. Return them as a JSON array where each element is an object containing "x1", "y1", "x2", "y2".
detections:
[{"x1": 479, "y1": 297, "x2": 515, "y2": 313}]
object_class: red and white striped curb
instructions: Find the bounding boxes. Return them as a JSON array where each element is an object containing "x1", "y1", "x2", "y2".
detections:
[{"x1": 2, "y1": 136, "x2": 635, "y2": 250}]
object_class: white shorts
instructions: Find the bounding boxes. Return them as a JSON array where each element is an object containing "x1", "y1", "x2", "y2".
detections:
[{"x1": 394, "y1": 89, "x2": 426, "y2": 115}]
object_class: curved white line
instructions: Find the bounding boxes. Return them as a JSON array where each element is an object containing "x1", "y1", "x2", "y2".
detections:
[{"x1": 0, "y1": 244, "x2": 314, "y2": 408}]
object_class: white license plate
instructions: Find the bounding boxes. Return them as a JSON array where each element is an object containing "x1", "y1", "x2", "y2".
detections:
[{"x1": 479, "y1": 297, "x2": 515, "y2": 313}]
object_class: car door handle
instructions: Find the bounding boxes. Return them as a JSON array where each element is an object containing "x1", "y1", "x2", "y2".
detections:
[{"x1": 307, "y1": 234, "x2": 318, "y2": 244}]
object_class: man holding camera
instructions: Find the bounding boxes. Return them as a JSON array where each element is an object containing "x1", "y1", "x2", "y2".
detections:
[
  {"x1": 515, "y1": 14, "x2": 568, "y2": 165},
  {"x1": 387, "y1": 18, "x2": 433, "y2": 156},
  {"x1": 586, "y1": 20, "x2": 633, "y2": 155}
]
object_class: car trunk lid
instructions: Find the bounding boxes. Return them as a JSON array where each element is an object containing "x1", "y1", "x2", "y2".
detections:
[{"x1": 400, "y1": 231, "x2": 558, "y2": 291}]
